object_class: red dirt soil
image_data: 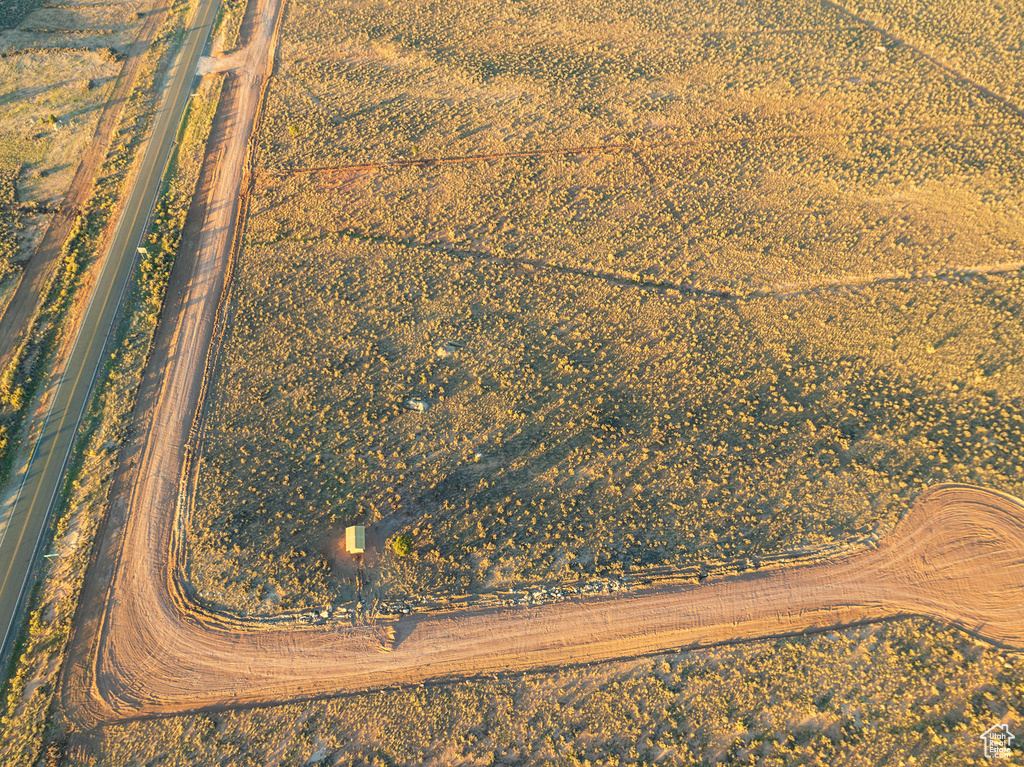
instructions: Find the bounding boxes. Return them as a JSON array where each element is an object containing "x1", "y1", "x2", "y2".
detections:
[
  {"x1": 60, "y1": 0, "x2": 1024, "y2": 729},
  {"x1": 81, "y1": 480, "x2": 1024, "y2": 724}
]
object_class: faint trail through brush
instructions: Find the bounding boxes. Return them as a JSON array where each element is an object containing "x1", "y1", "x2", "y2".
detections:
[
  {"x1": 297, "y1": 225, "x2": 1024, "y2": 303},
  {"x1": 822, "y1": 0, "x2": 1024, "y2": 121}
]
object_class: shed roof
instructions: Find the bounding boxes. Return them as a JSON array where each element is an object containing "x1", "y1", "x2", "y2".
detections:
[{"x1": 345, "y1": 525, "x2": 365, "y2": 553}]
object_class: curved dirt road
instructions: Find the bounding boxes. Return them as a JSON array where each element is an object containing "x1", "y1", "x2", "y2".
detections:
[
  {"x1": 60, "y1": 0, "x2": 1024, "y2": 729},
  {"x1": 78, "y1": 481, "x2": 1024, "y2": 723}
]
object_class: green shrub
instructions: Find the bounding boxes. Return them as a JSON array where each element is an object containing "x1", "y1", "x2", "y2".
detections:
[{"x1": 392, "y1": 534, "x2": 413, "y2": 558}]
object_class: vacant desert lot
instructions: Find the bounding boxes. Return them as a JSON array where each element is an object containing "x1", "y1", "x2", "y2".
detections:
[
  {"x1": 0, "y1": 47, "x2": 119, "y2": 282},
  {"x1": 258, "y1": 6, "x2": 1024, "y2": 292},
  {"x1": 184, "y1": 0, "x2": 1024, "y2": 615}
]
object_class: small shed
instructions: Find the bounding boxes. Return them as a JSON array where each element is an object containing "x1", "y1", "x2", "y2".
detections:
[{"x1": 345, "y1": 525, "x2": 365, "y2": 554}]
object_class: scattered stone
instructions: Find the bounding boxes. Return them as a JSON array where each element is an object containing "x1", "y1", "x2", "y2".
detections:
[
  {"x1": 435, "y1": 340, "x2": 462, "y2": 358},
  {"x1": 380, "y1": 600, "x2": 413, "y2": 615}
]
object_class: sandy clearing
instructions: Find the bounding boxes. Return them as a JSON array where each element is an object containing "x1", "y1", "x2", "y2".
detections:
[
  {"x1": 62, "y1": 0, "x2": 1024, "y2": 729},
  {"x1": 196, "y1": 0, "x2": 277, "y2": 77}
]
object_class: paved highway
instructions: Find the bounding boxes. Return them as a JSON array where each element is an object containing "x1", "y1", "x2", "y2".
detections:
[{"x1": 0, "y1": 0, "x2": 222, "y2": 663}]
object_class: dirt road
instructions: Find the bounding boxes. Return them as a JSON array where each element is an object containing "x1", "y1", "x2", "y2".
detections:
[
  {"x1": 81, "y1": 477, "x2": 1024, "y2": 723},
  {"x1": 60, "y1": 0, "x2": 284, "y2": 726},
  {"x1": 60, "y1": 0, "x2": 1024, "y2": 728}
]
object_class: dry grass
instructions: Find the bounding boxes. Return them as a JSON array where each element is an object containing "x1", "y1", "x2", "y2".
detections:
[
  {"x1": 0, "y1": 64, "x2": 225, "y2": 767},
  {"x1": 254, "y1": 0, "x2": 1024, "y2": 290},
  {"x1": 22, "y1": 0, "x2": 1024, "y2": 763},
  {"x1": 0, "y1": 0, "x2": 146, "y2": 285},
  {"x1": 183, "y1": 0, "x2": 1024, "y2": 613},
  {"x1": 845, "y1": 0, "x2": 1024, "y2": 107},
  {"x1": 81, "y1": 619, "x2": 1024, "y2": 766},
  {"x1": 0, "y1": 47, "x2": 120, "y2": 282},
  {"x1": 0, "y1": 0, "x2": 143, "y2": 50},
  {"x1": 189, "y1": 224, "x2": 1024, "y2": 611}
]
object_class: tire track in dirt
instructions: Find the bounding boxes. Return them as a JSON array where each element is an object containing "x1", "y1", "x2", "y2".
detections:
[
  {"x1": 752, "y1": 260, "x2": 1024, "y2": 298},
  {"x1": 260, "y1": 222, "x2": 1024, "y2": 303},
  {"x1": 81, "y1": 477, "x2": 1024, "y2": 725},
  {"x1": 262, "y1": 118, "x2": 1024, "y2": 302},
  {"x1": 0, "y1": 0, "x2": 168, "y2": 369},
  {"x1": 264, "y1": 119, "x2": 1012, "y2": 181},
  {"x1": 480, "y1": 249, "x2": 1024, "y2": 299},
  {"x1": 265, "y1": 143, "x2": 634, "y2": 176},
  {"x1": 63, "y1": 0, "x2": 1024, "y2": 728}
]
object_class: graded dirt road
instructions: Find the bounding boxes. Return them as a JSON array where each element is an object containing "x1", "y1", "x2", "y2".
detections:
[
  {"x1": 82, "y1": 477, "x2": 1024, "y2": 723},
  {"x1": 60, "y1": 0, "x2": 285, "y2": 726},
  {"x1": 61, "y1": 0, "x2": 1024, "y2": 728}
]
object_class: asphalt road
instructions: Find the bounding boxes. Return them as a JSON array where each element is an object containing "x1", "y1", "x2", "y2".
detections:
[{"x1": 0, "y1": 0, "x2": 222, "y2": 664}]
